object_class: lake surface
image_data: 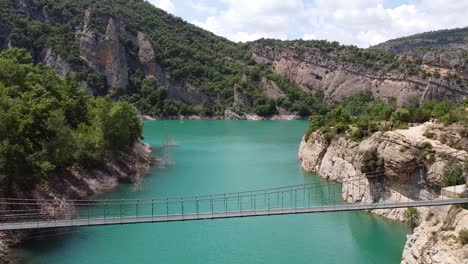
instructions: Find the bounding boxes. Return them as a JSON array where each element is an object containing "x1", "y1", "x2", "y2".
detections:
[{"x1": 13, "y1": 121, "x2": 409, "y2": 264}]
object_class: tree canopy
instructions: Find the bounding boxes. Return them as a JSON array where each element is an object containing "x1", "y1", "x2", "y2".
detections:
[{"x1": 0, "y1": 48, "x2": 142, "y2": 193}]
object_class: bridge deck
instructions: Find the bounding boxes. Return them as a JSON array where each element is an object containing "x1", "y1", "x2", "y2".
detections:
[{"x1": 2, "y1": 198, "x2": 467, "y2": 231}]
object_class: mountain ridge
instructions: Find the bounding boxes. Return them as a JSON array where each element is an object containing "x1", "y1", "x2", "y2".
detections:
[{"x1": 0, "y1": 0, "x2": 467, "y2": 118}]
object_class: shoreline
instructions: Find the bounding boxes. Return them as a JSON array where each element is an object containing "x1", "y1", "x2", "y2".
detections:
[
  {"x1": 297, "y1": 125, "x2": 468, "y2": 264},
  {"x1": 0, "y1": 142, "x2": 154, "y2": 264},
  {"x1": 139, "y1": 112, "x2": 306, "y2": 121}
]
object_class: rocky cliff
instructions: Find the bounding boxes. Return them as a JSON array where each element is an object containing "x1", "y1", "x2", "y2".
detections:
[
  {"x1": 2, "y1": 0, "x2": 467, "y2": 118},
  {"x1": 298, "y1": 123, "x2": 468, "y2": 263},
  {"x1": 250, "y1": 41, "x2": 468, "y2": 105},
  {"x1": 0, "y1": 142, "x2": 153, "y2": 264}
]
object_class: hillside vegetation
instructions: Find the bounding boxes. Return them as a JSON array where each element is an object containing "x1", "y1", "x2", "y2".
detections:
[
  {"x1": 305, "y1": 91, "x2": 468, "y2": 142},
  {"x1": 0, "y1": 48, "x2": 142, "y2": 195},
  {"x1": 372, "y1": 27, "x2": 468, "y2": 52},
  {"x1": 0, "y1": 0, "x2": 327, "y2": 117}
]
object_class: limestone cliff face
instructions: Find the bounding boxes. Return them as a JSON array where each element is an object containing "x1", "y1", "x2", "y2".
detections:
[
  {"x1": 251, "y1": 44, "x2": 468, "y2": 105},
  {"x1": 73, "y1": 9, "x2": 209, "y2": 104},
  {"x1": 137, "y1": 31, "x2": 158, "y2": 78},
  {"x1": 401, "y1": 206, "x2": 468, "y2": 264},
  {"x1": 298, "y1": 123, "x2": 468, "y2": 263},
  {"x1": 76, "y1": 11, "x2": 128, "y2": 93},
  {"x1": 40, "y1": 48, "x2": 73, "y2": 76}
]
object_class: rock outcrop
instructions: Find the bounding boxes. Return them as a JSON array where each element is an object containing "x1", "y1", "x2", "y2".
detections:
[
  {"x1": 401, "y1": 206, "x2": 468, "y2": 264},
  {"x1": 0, "y1": 142, "x2": 153, "y2": 263},
  {"x1": 40, "y1": 48, "x2": 73, "y2": 76},
  {"x1": 298, "y1": 123, "x2": 468, "y2": 263},
  {"x1": 76, "y1": 11, "x2": 128, "y2": 93},
  {"x1": 250, "y1": 43, "x2": 468, "y2": 105},
  {"x1": 137, "y1": 31, "x2": 158, "y2": 78},
  {"x1": 72, "y1": 9, "x2": 211, "y2": 104}
]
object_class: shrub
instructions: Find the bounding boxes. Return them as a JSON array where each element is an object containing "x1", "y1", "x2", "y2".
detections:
[
  {"x1": 442, "y1": 162, "x2": 465, "y2": 187},
  {"x1": 391, "y1": 109, "x2": 411, "y2": 124},
  {"x1": 459, "y1": 229, "x2": 468, "y2": 245},
  {"x1": 421, "y1": 141, "x2": 433, "y2": 150},
  {"x1": 423, "y1": 131, "x2": 436, "y2": 139},
  {"x1": 361, "y1": 149, "x2": 385, "y2": 177},
  {"x1": 403, "y1": 208, "x2": 420, "y2": 229},
  {"x1": 335, "y1": 122, "x2": 349, "y2": 134}
]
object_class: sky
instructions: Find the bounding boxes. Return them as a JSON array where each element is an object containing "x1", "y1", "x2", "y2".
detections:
[{"x1": 146, "y1": 0, "x2": 468, "y2": 48}]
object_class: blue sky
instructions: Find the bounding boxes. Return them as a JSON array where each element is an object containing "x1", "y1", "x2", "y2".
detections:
[{"x1": 147, "y1": 0, "x2": 468, "y2": 47}]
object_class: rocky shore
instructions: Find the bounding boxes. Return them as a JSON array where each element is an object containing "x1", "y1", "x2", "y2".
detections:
[
  {"x1": 298, "y1": 123, "x2": 468, "y2": 264},
  {"x1": 0, "y1": 142, "x2": 153, "y2": 264},
  {"x1": 139, "y1": 109, "x2": 303, "y2": 121}
]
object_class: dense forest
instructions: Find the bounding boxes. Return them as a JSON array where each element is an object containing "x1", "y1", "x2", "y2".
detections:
[{"x1": 0, "y1": 48, "x2": 142, "y2": 194}]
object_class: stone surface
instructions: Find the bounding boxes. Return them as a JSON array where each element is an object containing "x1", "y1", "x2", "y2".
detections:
[
  {"x1": 250, "y1": 43, "x2": 468, "y2": 105},
  {"x1": 401, "y1": 206, "x2": 468, "y2": 264},
  {"x1": 40, "y1": 48, "x2": 73, "y2": 76},
  {"x1": 76, "y1": 12, "x2": 128, "y2": 93},
  {"x1": 137, "y1": 31, "x2": 158, "y2": 77},
  {"x1": 441, "y1": 185, "x2": 466, "y2": 198},
  {"x1": 224, "y1": 109, "x2": 245, "y2": 120},
  {"x1": 298, "y1": 123, "x2": 468, "y2": 263}
]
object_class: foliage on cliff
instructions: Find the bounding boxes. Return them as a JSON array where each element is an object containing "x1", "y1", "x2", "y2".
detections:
[
  {"x1": 305, "y1": 91, "x2": 468, "y2": 142},
  {"x1": 0, "y1": 48, "x2": 142, "y2": 194},
  {"x1": 403, "y1": 208, "x2": 421, "y2": 230},
  {"x1": 249, "y1": 38, "x2": 423, "y2": 75},
  {"x1": 0, "y1": 0, "x2": 327, "y2": 117},
  {"x1": 372, "y1": 27, "x2": 468, "y2": 52}
]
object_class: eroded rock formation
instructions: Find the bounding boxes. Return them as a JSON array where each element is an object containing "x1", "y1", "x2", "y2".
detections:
[
  {"x1": 76, "y1": 11, "x2": 128, "y2": 93},
  {"x1": 251, "y1": 43, "x2": 468, "y2": 105},
  {"x1": 298, "y1": 123, "x2": 468, "y2": 263}
]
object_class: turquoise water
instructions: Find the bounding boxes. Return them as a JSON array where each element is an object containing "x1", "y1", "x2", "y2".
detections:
[{"x1": 13, "y1": 121, "x2": 409, "y2": 264}]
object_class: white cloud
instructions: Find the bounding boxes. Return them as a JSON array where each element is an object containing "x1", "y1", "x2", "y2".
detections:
[
  {"x1": 193, "y1": 0, "x2": 304, "y2": 42},
  {"x1": 147, "y1": 0, "x2": 176, "y2": 13},
  {"x1": 190, "y1": 0, "x2": 468, "y2": 47},
  {"x1": 187, "y1": 0, "x2": 218, "y2": 15}
]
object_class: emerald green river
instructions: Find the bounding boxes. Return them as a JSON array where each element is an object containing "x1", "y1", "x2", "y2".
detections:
[{"x1": 13, "y1": 121, "x2": 409, "y2": 264}]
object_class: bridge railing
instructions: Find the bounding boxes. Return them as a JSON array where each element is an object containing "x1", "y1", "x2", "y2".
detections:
[{"x1": 0, "y1": 174, "x2": 467, "y2": 229}]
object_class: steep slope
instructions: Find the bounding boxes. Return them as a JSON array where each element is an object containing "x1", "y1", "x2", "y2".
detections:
[
  {"x1": 372, "y1": 27, "x2": 468, "y2": 53},
  {"x1": 0, "y1": 0, "x2": 319, "y2": 118},
  {"x1": 248, "y1": 39, "x2": 468, "y2": 105},
  {"x1": 1, "y1": 0, "x2": 467, "y2": 118}
]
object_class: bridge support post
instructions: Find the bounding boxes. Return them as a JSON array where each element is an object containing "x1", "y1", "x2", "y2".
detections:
[
  {"x1": 136, "y1": 199, "x2": 139, "y2": 218},
  {"x1": 104, "y1": 201, "x2": 107, "y2": 222},
  {"x1": 210, "y1": 196, "x2": 214, "y2": 219},
  {"x1": 196, "y1": 197, "x2": 199, "y2": 217},
  {"x1": 254, "y1": 194, "x2": 256, "y2": 213},
  {"x1": 267, "y1": 193, "x2": 270, "y2": 214},
  {"x1": 240, "y1": 195, "x2": 243, "y2": 216},
  {"x1": 224, "y1": 194, "x2": 227, "y2": 216},
  {"x1": 181, "y1": 198, "x2": 184, "y2": 220}
]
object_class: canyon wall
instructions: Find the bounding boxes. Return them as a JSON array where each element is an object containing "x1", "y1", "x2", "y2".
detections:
[
  {"x1": 298, "y1": 123, "x2": 468, "y2": 263},
  {"x1": 251, "y1": 43, "x2": 468, "y2": 106}
]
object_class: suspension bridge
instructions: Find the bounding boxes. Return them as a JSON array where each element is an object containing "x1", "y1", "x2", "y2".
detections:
[{"x1": 1, "y1": 176, "x2": 467, "y2": 231}]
